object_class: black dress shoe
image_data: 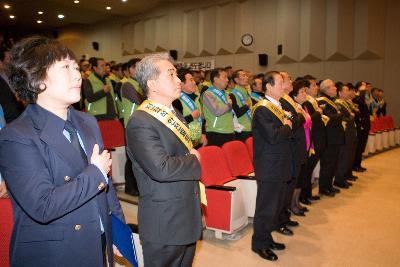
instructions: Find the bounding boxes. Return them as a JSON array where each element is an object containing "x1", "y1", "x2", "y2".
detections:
[
  {"x1": 276, "y1": 226, "x2": 294, "y2": 236},
  {"x1": 346, "y1": 181, "x2": 353, "y2": 186},
  {"x1": 353, "y1": 167, "x2": 365, "y2": 172},
  {"x1": 347, "y1": 176, "x2": 357, "y2": 181},
  {"x1": 290, "y1": 208, "x2": 305, "y2": 216},
  {"x1": 286, "y1": 220, "x2": 299, "y2": 227},
  {"x1": 300, "y1": 206, "x2": 309, "y2": 212},
  {"x1": 310, "y1": 195, "x2": 320, "y2": 201},
  {"x1": 300, "y1": 198, "x2": 312, "y2": 205},
  {"x1": 360, "y1": 166, "x2": 367, "y2": 171},
  {"x1": 333, "y1": 181, "x2": 349, "y2": 189},
  {"x1": 330, "y1": 187, "x2": 341, "y2": 193},
  {"x1": 269, "y1": 241, "x2": 285, "y2": 250},
  {"x1": 252, "y1": 248, "x2": 278, "y2": 261},
  {"x1": 320, "y1": 189, "x2": 335, "y2": 197}
]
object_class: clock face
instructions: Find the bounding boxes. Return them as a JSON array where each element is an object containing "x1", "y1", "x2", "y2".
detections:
[{"x1": 241, "y1": 33, "x2": 253, "y2": 46}]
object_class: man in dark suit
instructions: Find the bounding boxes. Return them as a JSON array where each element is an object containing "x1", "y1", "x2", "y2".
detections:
[
  {"x1": 252, "y1": 71, "x2": 293, "y2": 261},
  {"x1": 126, "y1": 54, "x2": 202, "y2": 267},
  {"x1": 317, "y1": 79, "x2": 345, "y2": 196},
  {"x1": 0, "y1": 47, "x2": 24, "y2": 123}
]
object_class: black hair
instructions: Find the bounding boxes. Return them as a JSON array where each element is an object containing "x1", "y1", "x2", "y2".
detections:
[
  {"x1": 210, "y1": 68, "x2": 225, "y2": 83},
  {"x1": 0, "y1": 47, "x2": 10, "y2": 62},
  {"x1": 127, "y1": 58, "x2": 141, "y2": 69},
  {"x1": 177, "y1": 68, "x2": 191, "y2": 83},
  {"x1": 9, "y1": 35, "x2": 76, "y2": 103},
  {"x1": 89, "y1": 57, "x2": 104, "y2": 68},
  {"x1": 290, "y1": 79, "x2": 308, "y2": 98},
  {"x1": 232, "y1": 69, "x2": 244, "y2": 81},
  {"x1": 262, "y1": 71, "x2": 281, "y2": 92}
]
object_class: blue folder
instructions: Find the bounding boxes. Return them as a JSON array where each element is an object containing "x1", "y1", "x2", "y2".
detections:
[{"x1": 111, "y1": 214, "x2": 139, "y2": 267}]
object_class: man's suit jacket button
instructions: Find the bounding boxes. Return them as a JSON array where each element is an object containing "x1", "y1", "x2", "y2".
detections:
[
  {"x1": 74, "y1": 224, "x2": 81, "y2": 231},
  {"x1": 64, "y1": 175, "x2": 71, "y2": 182},
  {"x1": 98, "y1": 182, "x2": 105, "y2": 191}
]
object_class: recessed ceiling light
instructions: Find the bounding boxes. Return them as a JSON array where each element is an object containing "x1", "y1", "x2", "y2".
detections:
[
  {"x1": 106, "y1": 6, "x2": 111, "y2": 10},
  {"x1": 4, "y1": 4, "x2": 11, "y2": 9},
  {"x1": 58, "y1": 14, "x2": 65, "y2": 19},
  {"x1": 9, "y1": 15, "x2": 15, "y2": 19},
  {"x1": 122, "y1": 0, "x2": 128, "y2": 2},
  {"x1": 74, "y1": 0, "x2": 80, "y2": 3},
  {"x1": 37, "y1": 20, "x2": 43, "y2": 24},
  {"x1": 38, "y1": 11, "x2": 44, "y2": 15}
]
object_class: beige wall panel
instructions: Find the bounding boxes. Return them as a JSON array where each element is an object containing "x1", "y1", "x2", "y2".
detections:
[
  {"x1": 298, "y1": 62, "x2": 325, "y2": 80},
  {"x1": 215, "y1": 55, "x2": 235, "y2": 69},
  {"x1": 276, "y1": 0, "x2": 300, "y2": 63},
  {"x1": 183, "y1": 9, "x2": 199, "y2": 57},
  {"x1": 300, "y1": 0, "x2": 325, "y2": 61},
  {"x1": 235, "y1": 0, "x2": 255, "y2": 53},
  {"x1": 121, "y1": 23, "x2": 135, "y2": 55},
  {"x1": 216, "y1": 3, "x2": 236, "y2": 55},
  {"x1": 384, "y1": 0, "x2": 400, "y2": 125},
  {"x1": 324, "y1": 61, "x2": 353, "y2": 82},
  {"x1": 325, "y1": 0, "x2": 354, "y2": 60},
  {"x1": 155, "y1": 16, "x2": 169, "y2": 51},
  {"x1": 353, "y1": 60, "x2": 384, "y2": 86},
  {"x1": 167, "y1": 6, "x2": 184, "y2": 55},
  {"x1": 199, "y1": 6, "x2": 217, "y2": 56},
  {"x1": 144, "y1": 19, "x2": 156, "y2": 52},
  {"x1": 354, "y1": 0, "x2": 386, "y2": 59},
  {"x1": 133, "y1": 21, "x2": 145, "y2": 54}
]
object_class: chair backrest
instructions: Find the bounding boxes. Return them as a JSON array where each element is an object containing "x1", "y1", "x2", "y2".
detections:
[
  {"x1": 0, "y1": 198, "x2": 13, "y2": 267},
  {"x1": 222, "y1": 140, "x2": 254, "y2": 176},
  {"x1": 387, "y1": 115, "x2": 395, "y2": 129},
  {"x1": 245, "y1": 137, "x2": 254, "y2": 163},
  {"x1": 198, "y1": 146, "x2": 234, "y2": 186},
  {"x1": 98, "y1": 120, "x2": 126, "y2": 149}
]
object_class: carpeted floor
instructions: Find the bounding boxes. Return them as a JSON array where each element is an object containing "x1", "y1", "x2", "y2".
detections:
[{"x1": 120, "y1": 148, "x2": 400, "y2": 267}]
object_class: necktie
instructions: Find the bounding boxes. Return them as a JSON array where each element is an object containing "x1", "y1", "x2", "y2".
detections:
[{"x1": 64, "y1": 120, "x2": 88, "y2": 166}]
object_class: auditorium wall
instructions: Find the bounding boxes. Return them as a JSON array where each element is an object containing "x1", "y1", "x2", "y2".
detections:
[{"x1": 58, "y1": 0, "x2": 400, "y2": 124}]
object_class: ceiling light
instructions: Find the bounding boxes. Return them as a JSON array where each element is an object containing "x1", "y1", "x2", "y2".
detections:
[
  {"x1": 58, "y1": 14, "x2": 65, "y2": 19},
  {"x1": 38, "y1": 11, "x2": 44, "y2": 15},
  {"x1": 37, "y1": 20, "x2": 43, "y2": 24},
  {"x1": 9, "y1": 15, "x2": 15, "y2": 19},
  {"x1": 4, "y1": 4, "x2": 11, "y2": 9},
  {"x1": 122, "y1": 0, "x2": 128, "y2": 2},
  {"x1": 106, "y1": 6, "x2": 111, "y2": 10},
  {"x1": 74, "y1": 0, "x2": 80, "y2": 3}
]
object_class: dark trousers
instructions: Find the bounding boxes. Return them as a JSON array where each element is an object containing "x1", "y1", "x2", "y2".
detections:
[
  {"x1": 125, "y1": 155, "x2": 139, "y2": 195},
  {"x1": 101, "y1": 233, "x2": 107, "y2": 267},
  {"x1": 206, "y1": 132, "x2": 235, "y2": 147},
  {"x1": 252, "y1": 181, "x2": 286, "y2": 250},
  {"x1": 142, "y1": 241, "x2": 196, "y2": 267},
  {"x1": 319, "y1": 144, "x2": 341, "y2": 191},
  {"x1": 336, "y1": 134, "x2": 357, "y2": 183},
  {"x1": 353, "y1": 129, "x2": 369, "y2": 168},
  {"x1": 300, "y1": 152, "x2": 320, "y2": 200},
  {"x1": 235, "y1": 131, "x2": 252, "y2": 142}
]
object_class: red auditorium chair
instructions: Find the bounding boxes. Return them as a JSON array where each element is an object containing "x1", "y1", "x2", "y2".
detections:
[
  {"x1": 0, "y1": 198, "x2": 13, "y2": 267},
  {"x1": 198, "y1": 146, "x2": 248, "y2": 239},
  {"x1": 376, "y1": 117, "x2": 390, "y2": 149},
  {"x1": 222, "y1": 141, "x2": 257, "y2": 217},
  {"x1": 97, "y1": 120, "x2": 127, "y2": 184},
  {"x1": 245, "y1": 137, "x2": 253, "y2": 163}
]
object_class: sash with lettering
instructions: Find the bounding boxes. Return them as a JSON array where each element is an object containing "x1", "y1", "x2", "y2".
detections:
[
  {"x1": 317, "y1": 96, "x2": 346, "y2": 130},
  {"x1": 252, "y1": 99, "x2": 285, "y2": 124},
  {"x1": 251, "y1": 92, "x2": 264, "y2": 103},
  {"x1": 307, "y1": 95, "x2": 330, "y2": 126},
  {"x1": 138, "y1": 99, "x2": 207, "y2": 205},
  {"x1": 282, "y1": 94, "x2": 298, "y2": 110},
  {"x1": 231, "y1": 89, "x2": 251, "y2": 120}
]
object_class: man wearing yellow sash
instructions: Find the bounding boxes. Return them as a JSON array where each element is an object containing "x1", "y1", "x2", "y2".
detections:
[
  {"x1": 317, "y1": 79, "x2": 345, "y2": 197},
  {"x1": 334, "y1": 82, "x2": 358, "y2": 189},
  {"x1": 300, "y1": 75, "x2": 326, "y2": 203},
  {"x1": 251, "y1": 71, "x2": 293, "y2": 262},
  {"x1": 125, "y1": 54, "x2": 202, "y2": 267}
]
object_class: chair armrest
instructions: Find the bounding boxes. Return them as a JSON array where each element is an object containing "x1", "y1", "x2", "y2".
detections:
[
  {"x1": 206, "y1": 185, "x2": 236, "y2": 191},
  {"x1": 236, "y1": 175, "x2": 256, "y2": 180}
]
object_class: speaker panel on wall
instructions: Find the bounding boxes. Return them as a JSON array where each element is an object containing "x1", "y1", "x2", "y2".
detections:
[
  {"x1": 92, "y1": 41, "x2": 99, "y2": 51},
  {"x1": 169, "y1": 50, "x2": 178, "y2": 61},
  {"x1": 258, "y1": 53, "x2": 268, "y2": 66}
]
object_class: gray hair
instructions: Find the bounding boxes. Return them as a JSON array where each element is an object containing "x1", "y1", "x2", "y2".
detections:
[
  {"x1": 320, "y1": 79, "x2": 333, "y2": 93},
  {"x1": 135, "y1": 53, "x2": 173, "y2": 96}
]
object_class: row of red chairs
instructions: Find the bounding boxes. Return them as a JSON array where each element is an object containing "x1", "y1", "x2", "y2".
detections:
[
  {"x1": 198, "y1": 139, "x2": 257, "y2": 239},
  {"x1": 370, "y1": 115, "x2": 396, "y2": 133}
]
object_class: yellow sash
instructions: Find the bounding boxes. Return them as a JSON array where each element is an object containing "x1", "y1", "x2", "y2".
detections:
[
  {"x1": 138, "y1": 100, "x2": 207, "y2": 205},
  {"x1": 282, "y1": 94, "x2": 298, "y2": 110},
  {"x1": 317, "y1": 96, "x2": 340, "y2": 112},
  {"x1": 252, "y1": 99, "x2": 285, "y2": 124},
  {"x1": 307, "y1": 95, "x2": 330, "y2": 126},
  {"x1": 335, "y1": 99, "x2": 352, "y2": 114}
]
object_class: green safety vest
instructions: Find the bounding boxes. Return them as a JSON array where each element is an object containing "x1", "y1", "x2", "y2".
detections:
[
  {"x1": 121, "y1": 77, "x2": 143, "y2": 127},
  {"x1": 203, "y1": 87, "x2": 234, "y2": 134},
  {"x1": 86, "y1": 73, "x2": 117, "y2": 117},
  {"x1": 180, "y1": 92, "x2": 203, "y2": 145},
  {"x1": 229, "y1": 85, "x2": 252, "y2": 132}
]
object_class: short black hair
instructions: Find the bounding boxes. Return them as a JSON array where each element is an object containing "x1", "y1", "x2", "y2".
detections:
[
  {"x1": 9, "y1": 35, "x2": 76, "y2": 103},
  {"x1": 0, "y1": 47, "x2": 10, "y2": 62},
  {"x1": 127, "y1": 58, "x2": 141, "y2": 69},
  {"x1": 210, "y1": 68, "x2": 225, "y2": 83},
  {"x1": 232, "y1": 69, "x2": 244, "y2": 82},
  {"x1": 290, "y1": 79, "x2": 308, "y2": 98},
  {"x1": 90, "y1": 57, "x2": 104, "y2": 68},
  {"x1": 262, "y1": 71, "x2": 281, "y2": 92},
  {"x1": 177, "y1": 68, "x2": 191, "y2": 83}
]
